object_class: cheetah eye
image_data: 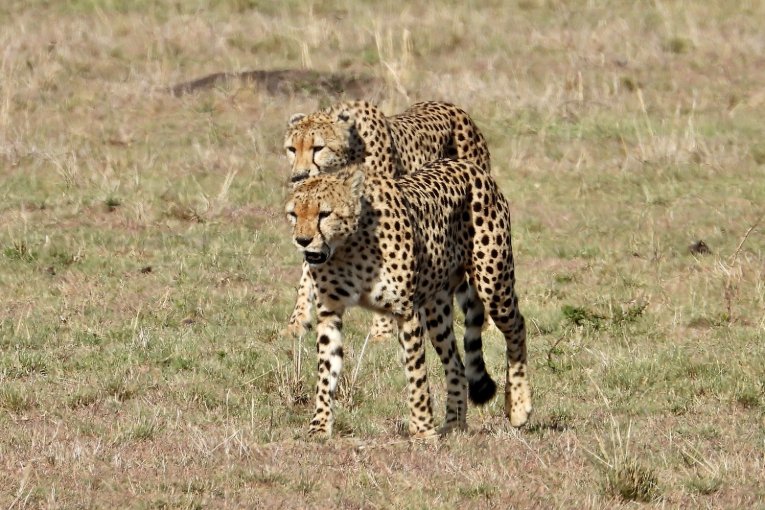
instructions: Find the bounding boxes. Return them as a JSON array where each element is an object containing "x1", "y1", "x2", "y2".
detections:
[
  {"x1": 318, "y1": 210, "x2": 331, "y2": 219},
  {"x1": 312, "y1": 145, "x2": 325, "y2": 153},
  {"x1": 287, "y1": 146, "x2": 296, "y2": 154}
]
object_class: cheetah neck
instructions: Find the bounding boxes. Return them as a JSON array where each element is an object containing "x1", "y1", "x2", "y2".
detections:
[{"x1": 329, "y1": 101, "x2": 399, "y2": 178}]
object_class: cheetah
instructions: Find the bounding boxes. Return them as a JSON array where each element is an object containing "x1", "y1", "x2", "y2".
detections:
[
  {"x1": 284, "y1": 100, "x2": 491, "y2": 343},
  {"x1": 284, "y1": 159, "x2": 531, "y2": 438}
]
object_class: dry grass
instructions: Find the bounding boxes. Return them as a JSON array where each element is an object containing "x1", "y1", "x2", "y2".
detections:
[{"x1": 1, "y1": 0, "x2": 764, "y2": 508}]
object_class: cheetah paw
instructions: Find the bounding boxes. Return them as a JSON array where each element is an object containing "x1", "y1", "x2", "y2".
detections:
[
  {"x1": 505, "y1": 390, "x2": 532, "y2": 428},
  {"x1": 282, "y1": 320, "x2": 311, "y2": 338},
  {"x1": 410, "y1": 428, "x2": 439, "y2": 441},
  {"x1": 438, "y1": 421, "x2": 468, "y2": 435}
]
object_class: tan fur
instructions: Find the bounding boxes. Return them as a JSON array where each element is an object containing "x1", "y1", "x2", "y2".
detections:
[
  {"x1": 285, "y1": 160, "x2": 531, "y2": 438},
  {"x1": 284, "y1": 101, "x2": 492, "y2": 342}
]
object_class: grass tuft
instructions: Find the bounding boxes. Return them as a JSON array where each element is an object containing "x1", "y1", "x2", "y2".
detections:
[
  {"x1": 119, "y1": 416, "x2": 161, "y2": 443},
  {"x1": 0, "y1": 385, "x2": 34, "y2": 412},
  {"x1": 685, "y1": 475, "x2": 723, "y2": 495},
  {"x1": 611, "y1": 300, "x2": 648, "y2": 324},
  {"x1": 663, "y1": 36, "x2": 693, "y2": 54},
  {"x1": 561, "y1": 304, "x2": 604, "y2": 328},
  {"x1": 4, "y1": 240, "x2": 37, "y2": 262},
  {"x1": 68, "y1": 388, "x2": 101, "y2": 408},
  {"x1": 734, "y1": 385, "x2": 761, "y2": 410},
  {"x1": 103, "y1": 376, "x2": 136, "y2": 402},
  {"x1": 751, "y1": 143, "x2": 765, "y2": 165},
  {"x1": 104, "y1": 196, "x2": 122, "y2": 211},
  {"x1": 16, "y1": 351, "x2": 49, "y2": 376},
  {"x1": 590, "y1": 417, "x2": 662, "y2": 503},
  {"x1": 606, "y1": 457, "x2": 662, "y2": 503}
]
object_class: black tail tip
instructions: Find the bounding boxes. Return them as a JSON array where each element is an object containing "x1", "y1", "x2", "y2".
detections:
[{"x1": 468, "y1": 375, "x2": 497, "y2": 405}]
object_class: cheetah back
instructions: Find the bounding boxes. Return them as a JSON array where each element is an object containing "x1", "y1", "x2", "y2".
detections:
[{"x1": 284, "y1": 100, "x2": 491, "y2": 183}]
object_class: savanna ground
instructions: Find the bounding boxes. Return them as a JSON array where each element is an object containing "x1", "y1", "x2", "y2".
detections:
[{"x1": 1, "y1": 0, "x2": 764, "y2": 508}]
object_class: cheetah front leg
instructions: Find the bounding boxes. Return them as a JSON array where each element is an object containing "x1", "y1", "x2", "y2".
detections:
[
  {"x1": 397, "y1": 312, "x2": 436, "y2": 438},
  {"x1": 284, "y1": 261, "x2": 315, "y2": 338},
  {"x1": 423, "y1": 293, "x2": 468, "y2": 434},
  {"x1": 308, "y1": 301, "x2": 345, "y2": 438}
]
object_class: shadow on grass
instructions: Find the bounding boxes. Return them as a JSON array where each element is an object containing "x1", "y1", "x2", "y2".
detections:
[{"x1": 167, "y1": 69, "x2": 382, "y2": 98}]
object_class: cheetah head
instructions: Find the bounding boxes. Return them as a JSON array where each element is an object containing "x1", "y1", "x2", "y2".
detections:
[
  {"x1": 284, "y1": 109, "x2": 358, "y2": 185},
  {"x1": 285, "y1": 168, "x2": 365, "y2": 266}
]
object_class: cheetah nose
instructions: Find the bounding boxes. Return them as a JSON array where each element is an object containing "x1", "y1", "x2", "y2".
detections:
[{"x1": 295, "y1": 237, "x2": 312, "y2": 248}]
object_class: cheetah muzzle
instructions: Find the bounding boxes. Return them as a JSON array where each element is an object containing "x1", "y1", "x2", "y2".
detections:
[
  {"x1": 304, "y1": 249, "x2": 329, "y2": 265},
  {"x1": 292, "y1": 236, "x2": 332, "y2": 266}
]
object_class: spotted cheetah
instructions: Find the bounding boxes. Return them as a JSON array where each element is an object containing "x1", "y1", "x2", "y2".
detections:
[
  {"x1": 284, "y1": 100, "x2": 491, "y2": 342},
  {"x1": 285, "y1": 160, "x2": 531, "y2": 438}
]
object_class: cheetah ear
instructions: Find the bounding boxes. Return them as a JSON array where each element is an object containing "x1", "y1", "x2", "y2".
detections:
[
  {"x1": 288, "y1": 113, "x2": 306, "y2": 127},
  {"x1": 346, "y1": 168, "x2": 365, "y2": 200}
]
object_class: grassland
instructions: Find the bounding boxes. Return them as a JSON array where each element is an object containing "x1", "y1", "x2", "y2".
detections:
[{"x1": 1, "y1": 0, "x2": 764, "y2": 508}]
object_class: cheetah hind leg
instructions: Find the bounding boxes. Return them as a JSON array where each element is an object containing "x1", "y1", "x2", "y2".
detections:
[
  {"x1": 502, "y1": 311, "x2": 532, "y2": 427},
  {"x1": 423, "y1": 293, "x2": 468, "y2": 434},
  {"x1": 369, "y1": 314, "x2": 397, "y2": 342},
  {"x1": 489, "y1": 295, "x2": 532, "y2": 428},
  {"x1": 455, "y1": 280, "x2": 497, "y2": 405},
  {"x1": 283, "y1": 261, "x2": 315, "y2": 338}
]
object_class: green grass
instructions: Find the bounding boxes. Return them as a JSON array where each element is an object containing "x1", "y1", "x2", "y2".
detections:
[{"x1": 1, "y1": 0, "x2": 765, "y2": 507}]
